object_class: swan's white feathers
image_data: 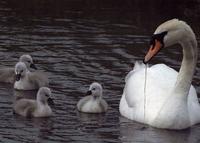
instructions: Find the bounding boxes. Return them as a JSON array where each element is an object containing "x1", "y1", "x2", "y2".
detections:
[
  {"x1": 121, "y1": 63, "x2": 198, "y2": 127},
  {"x1": 125, "y1": 61, "x2": 146, "y2": 82},
  {"x1": 155, "y1": 19, "x2": 189, "y2": 35},
  {"x1": 120, "y1": 19, "x2": 200, "y2": 129}
]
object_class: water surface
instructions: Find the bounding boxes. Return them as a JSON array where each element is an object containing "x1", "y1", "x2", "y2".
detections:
[{"x1": 0, "y1": 0, "x2": 200, "y2": 142}]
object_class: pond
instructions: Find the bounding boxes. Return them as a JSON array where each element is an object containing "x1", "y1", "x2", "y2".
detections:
[{"x1": 0, "y1": 0, "x2": 200, "y2": 142}]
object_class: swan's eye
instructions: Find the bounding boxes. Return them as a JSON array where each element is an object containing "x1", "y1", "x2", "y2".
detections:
[{"x1": 150, "y1": 31, "x2": 168, "y2": 50}]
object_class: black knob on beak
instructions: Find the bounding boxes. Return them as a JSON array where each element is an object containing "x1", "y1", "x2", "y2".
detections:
[{"x1": 86, "y1": 90, "x2": 92, "y2": 95}]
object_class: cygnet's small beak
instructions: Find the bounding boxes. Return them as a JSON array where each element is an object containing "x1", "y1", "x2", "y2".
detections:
[
  {"x1": 30, "y1": 63, "x2": 37, "y2": 70},
  {"x1": 86, "y1": 90, "x2": 92, "y2": 95},
  {"x1": 15, "y1": 74, "x2": 21, "y2": 81},
  {"x1": 47, "y1": 98, "x2": 54, "y2": 105}
]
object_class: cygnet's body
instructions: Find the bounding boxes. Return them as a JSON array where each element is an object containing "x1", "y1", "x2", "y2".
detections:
[
  {"x1": 0, "y1": 54, "x2": 37, "y2": 83},
  {"x1": 13, "y1": 87, "x2": 53, "y2": 117},
  {"x1": 14, "y1": 62, "x2": 49, "y2": 90},
  {"x1": 77, "y1": 82, "x2": 108, "y2": 113}
]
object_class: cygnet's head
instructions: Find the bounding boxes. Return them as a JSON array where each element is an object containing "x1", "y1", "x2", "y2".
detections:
[
  {"x1": 86, "y1": 82, "x2": 103, "y2": 98},
  {"x1": 15, "y1": 62, "x2": 28, "y2": 81},
  {"x1": 19, "y1": 54, "x2": 37, "y2": 70},
  {"x1": 37, "y1": 87, "x2": 54, "y2": 105}
]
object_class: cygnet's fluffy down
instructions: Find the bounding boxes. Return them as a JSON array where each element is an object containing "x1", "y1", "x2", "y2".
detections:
[
  {"x1": 77, "y1": 82, "x2": 108, "y2": 113},
  {"x1": 0, "y1": 54, "x2": 37, "y2": 83},
  {"x1": 14, "y1": 62, "x2": 49, "y2": 90},
  {"x1": 13, "y1": 87, "x2": 53, "y2": 117}
]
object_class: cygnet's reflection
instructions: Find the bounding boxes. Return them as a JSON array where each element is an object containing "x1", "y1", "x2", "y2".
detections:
[{"x1": 77, "y1": 111, "x2": 106, "y2": 123}]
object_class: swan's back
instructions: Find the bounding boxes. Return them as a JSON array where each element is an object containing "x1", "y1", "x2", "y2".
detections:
[
  {"x1": 28, "y1": 71, "x2": 49, "y2": 88},
  {"x1": 123, "y1": 63, "x2": 181, "y2": 123},
  {"x1": 121, "y1": 62, "x2": 199, "y2": 128}
]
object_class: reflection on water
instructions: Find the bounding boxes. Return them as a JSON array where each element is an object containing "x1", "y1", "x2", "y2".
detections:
[
  {"x1": 0, "y1": 0, "x2": 200, "y2": 142},
  {"x1": 120, "y1": 117, "x2": 200, "y2": 143}
]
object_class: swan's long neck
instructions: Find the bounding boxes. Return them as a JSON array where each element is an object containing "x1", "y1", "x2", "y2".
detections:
[{"x1": 174, "y1": 37, "x2": 198, "y2": 96}]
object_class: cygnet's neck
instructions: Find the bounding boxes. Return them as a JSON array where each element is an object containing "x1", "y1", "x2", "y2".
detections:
[
  {"x1": 92, "y1": 94, "x2": 102, "y2": 100},
  {"x1": 37, "y1": 94, "x2": 47, "y2": 106}
]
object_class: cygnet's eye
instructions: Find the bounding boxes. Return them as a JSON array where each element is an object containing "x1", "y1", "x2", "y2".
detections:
[
  {"x1": 27, "y1": 61, "x2": 31, "y2": 63},
  {"x1": 20, "y1": 70, "x2": 23, "y2": 73},
  {"x1": 92, "y1": 88, "x2": 96, "y2": 91},
  {"x1": 45, "y1": 94, "x2": 49, "y2": 97}
]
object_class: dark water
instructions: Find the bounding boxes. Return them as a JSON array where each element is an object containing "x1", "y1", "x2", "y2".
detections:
[{"x1": 0, "y1": 0, "x2": 200, "y2": 142}]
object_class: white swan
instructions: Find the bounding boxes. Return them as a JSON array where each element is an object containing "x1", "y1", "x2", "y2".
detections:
[
  {"x1": 14, "y1": 62, "x2": 49, "y2": 90},
  {"x1": 13, "y1": 87, "x2": 53, "y2": 117},
  {"x1": 119, "y1": 19, "x2": 200, "y2": 129},
  {"x1": 77, "y1": 82, "x2": 108, "y2": 113},
  {"x1": 0, "y1": 54, "x2": 37, "y2": 83}
]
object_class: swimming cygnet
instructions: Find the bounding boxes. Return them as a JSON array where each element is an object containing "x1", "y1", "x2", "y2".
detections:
[
  {"x1": 14, "y1": 62, "x2": 49, "y2": 90},
  {"x1": 13, "y1": 87, "x2": 53, "y2": 117},
  {"x1": 77, "y1": 82, "x2": 108, "y2": 113},
  {"x1": 19, "y1": 54, "x2": 37, "y2": 71},
  {"x1": 0, "y1": 54, "x2": 37, "y2": 83}
]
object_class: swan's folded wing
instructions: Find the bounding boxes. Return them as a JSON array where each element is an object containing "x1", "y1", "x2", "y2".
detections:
[
  {"x1": 77, "y1": 96, "x2": 92, "y2": 111},
  {"x1": 125, "y1": 61, "x2": 146, "y2": 82},
  {"x1": 13, "y1": 99, "x2": 36, "y2": 116},
  {"x1": 0, "y1": 68, "x2": 15, "y2": 83},
  {"x1": 125, "y1": 64, "x2": 178, "y2": 109},
  {"x1": 99, "y1": 99, "x2": 108, "y2": 112},
  {"x1": 29, "y1": 71, "x2": 49, "y2": 88}
]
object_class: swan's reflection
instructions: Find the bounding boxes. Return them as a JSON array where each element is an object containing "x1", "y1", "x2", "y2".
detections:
[{"x1": 119, "y1": 116, "x2": 200, "y2": 143}]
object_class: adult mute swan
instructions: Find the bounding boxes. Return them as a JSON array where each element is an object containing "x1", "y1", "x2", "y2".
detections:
[{"x1": 119, "y1": 19, "x2": 200, "y2": 129}]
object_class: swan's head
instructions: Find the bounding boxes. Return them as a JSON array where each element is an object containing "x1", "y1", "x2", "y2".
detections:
[
  {"x1": 19, "y1": 54, "x2": 37, "y2": 70},
  {"x1": 15, "y1": 62, "x2": 28, "y2": 81},
  {"x1": 37, "y1": 87, "x2": 54, "y2": 105},
  {"x1": 144, "y1": 19, "x2": 196, "y2": 63},
  {"x1": 86, "y1": 82, "x2": 103, "y2": 98}
]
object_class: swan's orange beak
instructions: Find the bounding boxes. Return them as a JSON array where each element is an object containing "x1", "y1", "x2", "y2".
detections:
[{"x1": 144, "y1": 39, "x2": 162, "y2": 63}]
